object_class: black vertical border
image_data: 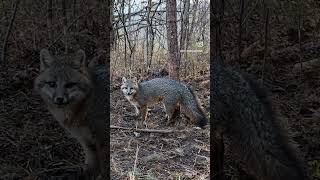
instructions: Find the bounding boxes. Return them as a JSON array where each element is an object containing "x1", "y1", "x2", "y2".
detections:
[
  {"x1": 102, "y1": 0, "x2": 113, "y2": 179},
  {"x1": 210, "y1": 0, "x2": 224, "y2": 179}
]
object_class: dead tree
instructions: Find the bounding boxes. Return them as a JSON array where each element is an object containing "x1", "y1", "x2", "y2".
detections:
[
  {"x1": 180, "y1": 0, "x2": 191, "y2": 77},
  {"x1": 166, "y1": 0, "x2": 180, "y2": 80}
]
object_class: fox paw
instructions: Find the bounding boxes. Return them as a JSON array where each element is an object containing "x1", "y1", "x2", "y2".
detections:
[
  {"x1": 143, "y1": 121, "x2": 148, "y2": 128},
  {"x1": 135, "y1": 121, "x2": 144, "y2": 128},
  {"x1": 166, "y1": 121, "x2": 175, "y2": 127}
]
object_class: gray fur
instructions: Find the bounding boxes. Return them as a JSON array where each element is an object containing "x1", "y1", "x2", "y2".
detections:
[
  {"x1": 212, "y1": 56, "x2": 310, "y2": 180},
  {"x1": 121, "y1": 77, "x2": 208, "y2": 128}
]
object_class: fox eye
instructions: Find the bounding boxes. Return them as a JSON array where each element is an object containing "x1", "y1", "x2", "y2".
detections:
[
  {"x1": 65, "y1": 82, "x2": 77, "y2": 88},
  {"x1": 46, "y1": 81, "x2": 56, "y2": 88}
]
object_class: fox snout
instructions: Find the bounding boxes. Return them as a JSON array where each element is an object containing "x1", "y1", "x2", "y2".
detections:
[
  {"x1": 127, "y1": 90, "x2": 134, "y2": 95},
  {"x1": 53, "y1": 96, "x2": 68, "y2": 105},
  {"x1": 51, "y1": 85, "x2": 70, "y2": 105}
]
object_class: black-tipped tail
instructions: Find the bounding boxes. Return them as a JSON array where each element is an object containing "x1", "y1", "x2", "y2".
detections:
[{"x1": 185, "y1": 85, "x2": 208, "y2": 129}]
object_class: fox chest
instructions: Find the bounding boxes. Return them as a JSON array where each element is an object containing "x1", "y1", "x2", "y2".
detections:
[
  {"x1": 125, "y1": 95, "x2": 140, "y2": 107},
  {"x1": 48, "y1": 106, "x2": 89, "y2": 128}
]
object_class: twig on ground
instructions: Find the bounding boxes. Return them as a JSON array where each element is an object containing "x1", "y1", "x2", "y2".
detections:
[
  {"x1": 110, "y1": 125, "x2": 187, "y2": 133},
  {"x1": 129, "y1": 144, "x2": 140, "y2": 180},
  {"x1": 133, "y1": 145, "x2": 139, "y2": 174}
]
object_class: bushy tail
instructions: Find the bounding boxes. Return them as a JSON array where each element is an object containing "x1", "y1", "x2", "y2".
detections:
[{"x1": 182, "y1": 86, "x2": 208, "y2": 128}]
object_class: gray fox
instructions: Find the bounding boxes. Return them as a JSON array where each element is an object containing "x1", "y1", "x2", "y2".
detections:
[
  {"x1": 34, "y1": 49, "x2": 108, "y2": 179},
  {"x1": 121, "y1": 77, "x2": 208, "y2": 128},
  {"x1": 212, "y1": 55, "x2": 310, "y2": 180}
]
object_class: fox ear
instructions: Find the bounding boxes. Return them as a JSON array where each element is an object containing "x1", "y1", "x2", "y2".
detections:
[
  {"x1": 122, "y1": 77, "x2": 127, "y2": 83},
  {"x1": 73, "y1": 49, "x2": 87, "y2": 70},
  {"x1": 40, "y1": 49, "x2": 55, "y2": 71}
]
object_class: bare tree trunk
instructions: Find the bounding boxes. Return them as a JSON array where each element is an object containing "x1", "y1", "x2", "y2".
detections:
[
  {"x1": 145, "y1": 1, "x2": 150, "y2": 71},
  {"x1": 238, "y1": 0, "x2": 244, "y2": 66},
  {"x1": 180, "y1": 0, "x2": 190, "y2": 77},
  {"x1": 72, "y1": 0, "x2": 76, "y2": 19},
  {"x1": 144, "y1": 30, "x2": 148, "y2": 71},
  {"x1": 47, "y1": 0, "x2": 53, "y2": 43},
  {"x1": 71, "y1": 0, "x2": 77, "y2": 30},
  {"x1": 166, "y1": 0, "x2": 180, "y2": 80},
  {"x1": 261, "y1": 5, "x2": 269, "y2": 85},
  {"x1": 118, "y1": 0, "x2": 134, "y2": 70},
  {"x1": 146, "y1": 0, "x2": 161, "y2": 70},
  {"x1": 1, "y1": 0, "x2": 8, "y2": 24},
  {"x1": 188, "y1": 0, "x2": 199, "y2": 39},
  {"x1": 180, "y1": 0, "x2": 190, "y2": 53},
  {"x1": 184, "y1": 0, "x2": 199, "y2": 77},
  {"x1": 1, "y1": 0, "x2": 20, "y2": 66},
  {"x1": 62, "y1": 0, "x2": 68, "y2": 53},
  {"x1": 297, "y1": 12, "x2": 303, "y2": 112},
  {"x1": 125, "y1": 37, "x2": 127, "y2": 68},
  {"x1": 146, "y1": 0, "x2": 152, "y2": 70}
]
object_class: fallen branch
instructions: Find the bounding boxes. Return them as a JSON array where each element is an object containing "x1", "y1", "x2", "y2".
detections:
[
  {"x1": 110, "y1": 125, "x2": 186, "y2": 133},
  {"x1": 35, "y1": 165, "x2": 82, "y2": 175}
]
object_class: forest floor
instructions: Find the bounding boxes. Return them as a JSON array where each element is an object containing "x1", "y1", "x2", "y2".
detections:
[{"x1": 0, "y1": 41, "x2": 320, "y2": 179}]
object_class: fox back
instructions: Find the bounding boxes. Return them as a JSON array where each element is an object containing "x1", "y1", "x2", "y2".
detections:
[{"x1": 212, "y1": 56, "x2": 309, "y2": 180}]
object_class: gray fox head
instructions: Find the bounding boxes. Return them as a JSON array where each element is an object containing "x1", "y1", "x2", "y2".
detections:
[
  {"x1": 34, "y1": 49, "x2": 92, "y2": 107},
  {"x1": 121, "y1": 77, "x2": 138, "y2": 97}
]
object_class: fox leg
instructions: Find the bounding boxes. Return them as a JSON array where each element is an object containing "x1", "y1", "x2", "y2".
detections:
[
  {"x1": 136, "y1": 105, "x2": 147, "y2": 128},
  {"x1": 134, "y1": 105, "x2": 140, "y2": 116},
  {"x1": 163, "y1": 101, "x2": 180, "y2": 126},
  {"x1": 69, "y1": 127, "x2": 102, "y2": 179},
  {"x1": 213, "y1": 131, "x2": 226, "y2": 180},
  {"x1": 129, "y1": 101, "x2": 140, "y2": 117}
]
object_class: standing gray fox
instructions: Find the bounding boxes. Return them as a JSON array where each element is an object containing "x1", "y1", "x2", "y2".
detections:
[
  {"x1": 34, "y1": 49, "x2": 108, "y2": 179},
  {"x1": 212, "y1": 55, "x2": 310, "y2": 180},
  {"x1": 121, "y1": 77, "x2": 208, "y2": 128}
]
